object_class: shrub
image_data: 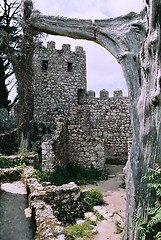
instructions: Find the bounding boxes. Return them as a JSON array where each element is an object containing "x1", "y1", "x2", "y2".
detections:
[
  {"x1": 0, "y1": 155, "x2": 25, "y2": 168},
  {"x1": 0, "y1": 109, "x2": 18, "y2": 155},
  {"x1": 40, "y1": 172, "x2": 53, "y2": 182},
  {"x1": 136, "y1": 165, "x2": 161, "y2": 239},
  {"x1": 80, "y1": 188, "x2": 104, "y2": 211},
  {"x1": 27, "y1": 169, "x2": 42, "y2": 181},
  {"x1": 46, "y1": 188, "x2": 104, "y2": 225},
  {"x1": 65, "y1": 219, "x2": 96, "y2": 240}
]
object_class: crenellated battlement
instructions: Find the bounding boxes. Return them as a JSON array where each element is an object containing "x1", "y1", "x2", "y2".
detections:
[
  {"x1": 87, "y1": 88, "x2": 128, "y2": 100},
  {"x1": 34, "y1": 41, "x2": 86, "y2": 56}
]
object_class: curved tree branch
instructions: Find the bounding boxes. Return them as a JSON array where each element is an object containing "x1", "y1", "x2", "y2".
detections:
[{"x1": 30, "y1": 11, "x2": 146, "y2": 59}]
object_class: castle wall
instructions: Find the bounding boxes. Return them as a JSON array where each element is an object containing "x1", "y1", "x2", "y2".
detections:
[
  {"x1": 33, "y1": 42, "x2": 132, "y2": 171},
  {"x1": 67, "y1": 89, "x2": 132, "y2": 168}
]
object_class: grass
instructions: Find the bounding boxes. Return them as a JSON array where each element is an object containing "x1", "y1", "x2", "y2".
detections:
[
  {"x1": 114, "y1": 220, "x2": 123, "y2": 234},
  {"x1": 40, "y1": 162, "x2": 108, "y2": 186},
  {"x1": 0, "y1": 155, "x2": 25, "y2": 168},
  {"x1": 65, "y1": 219, "x2": 97, "y2": 240},
  {"x1": 111, "y1": 210, "x2": 124, "y2": 234},
  {"x1": 80, "y1": 188, "x2": 104, "y2": 211}
]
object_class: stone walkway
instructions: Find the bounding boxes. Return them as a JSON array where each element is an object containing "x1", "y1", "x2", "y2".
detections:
[
  {"x1": 82, "y1": 164, "x2": 125, "y2": 240},
  {"x1": 93, "y1": 189, "x2": 125, "y2": 240},
  {"x1": 0, "y1": 181, "x2": 35, "y2": 240}
]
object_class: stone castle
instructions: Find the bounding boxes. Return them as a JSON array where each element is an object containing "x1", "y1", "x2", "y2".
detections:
[{"x1": 33, "y1": 41, "x2": 132, "y2": 172}]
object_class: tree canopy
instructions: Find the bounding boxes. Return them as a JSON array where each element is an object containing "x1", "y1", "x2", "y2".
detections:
[{"x1": 0, "y1": 0, "x2": 22, "y2": 110}]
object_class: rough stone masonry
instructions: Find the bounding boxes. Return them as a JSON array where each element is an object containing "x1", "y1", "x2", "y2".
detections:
[{"x1": 33, "y1": 41, "x2": 132, "y2": 172}]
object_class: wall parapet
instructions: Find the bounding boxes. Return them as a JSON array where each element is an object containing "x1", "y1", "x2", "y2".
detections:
[
  {"x1": 87, "y1": 88, "x2": 128, "y2": 100},
  {"x1": 34, "y1": 40, "x2": 86, "y2": 56}
]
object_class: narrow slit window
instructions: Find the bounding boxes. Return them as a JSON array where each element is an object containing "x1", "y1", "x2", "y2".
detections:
[
  {"x1": 67, "y1": 62, "x2": 73, "y2": 72},
  {"x1": 42, "y1": 60, "x2": 48, "y2": 71},
  {"x1": 78, "y1": 89, "x2": 86, "y2": 105}
]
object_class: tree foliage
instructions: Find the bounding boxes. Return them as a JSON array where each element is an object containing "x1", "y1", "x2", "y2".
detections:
[
  {"x1": 137, "y1": 165, "x2": 161, "y2": 239},
  {"x1": 0, "y1": 0, "x2": 36, "y2": 151},
  {"x1": 0, "y1": 0, "x2": 22, "y2": 110}
]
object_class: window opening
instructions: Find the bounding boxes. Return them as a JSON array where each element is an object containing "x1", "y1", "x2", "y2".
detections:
[
  {"x1": 78, "y1": 89, "x2": 86, "y2": 105},
  {"x1": 67, "y1": 62, "x2": 73, "y2": 72},
  {"x1": 42, "y1": 60, "x2": 48, "y2": 71}
]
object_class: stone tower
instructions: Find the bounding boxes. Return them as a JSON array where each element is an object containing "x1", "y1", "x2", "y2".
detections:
[{"x1": 33, "y1": 41, "x2": 87, "y2": 127}]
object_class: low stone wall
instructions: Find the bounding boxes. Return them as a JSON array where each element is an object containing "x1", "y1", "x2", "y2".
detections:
[
  {"x1": 23, "y1": 167, "x2": 65, "y2": 240},
  {"x1": 44, "y1": 182, "x2": 81, "y2": 224},
  {"x1": 23, "y1": 167, "x2": 83, "y2": 239},
  {"x1": 0, "y1": 153, "x2": 38, "y2": 169},
  {"x1": 42, "y1": 117, "x2": 67, "y2": 173},
  {"x1": 0, "y1": 167, "x2": 22, "y2": 182}
]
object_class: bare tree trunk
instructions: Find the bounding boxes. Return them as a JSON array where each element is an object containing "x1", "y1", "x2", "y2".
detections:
[
  {"x1": 15, "y1": 0, "x2": 34, "y2": 152},
  {"x1": 132, "y1": 1, "x2": 161, "y2": 239},
  {"x1": 28, "y1": 0, "x2": 161, "y2": 238}
]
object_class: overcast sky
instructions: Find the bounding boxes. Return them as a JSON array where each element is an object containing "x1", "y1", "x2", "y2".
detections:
[{"x1": 6, "y1": 0, "x2": 143, "y2": 99}]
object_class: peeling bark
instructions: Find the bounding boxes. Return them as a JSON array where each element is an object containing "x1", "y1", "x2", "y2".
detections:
[
  {"x1": 15, "y1": 0, "x2": 34, "y2": 151},
  {"x1": 27, "y1": 0, "x2": 161, "y2": 239}
]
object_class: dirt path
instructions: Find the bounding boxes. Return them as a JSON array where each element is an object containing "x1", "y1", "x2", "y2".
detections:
[
  {"x1": 0, "y1": 181, "x2": 35, "y2": 240},
  {"x1": 83, "y1": 164, "x2": 126, "y2": 240}
]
